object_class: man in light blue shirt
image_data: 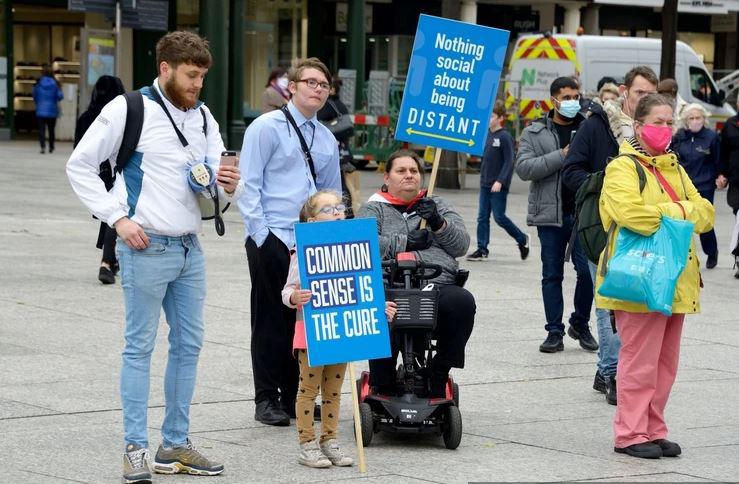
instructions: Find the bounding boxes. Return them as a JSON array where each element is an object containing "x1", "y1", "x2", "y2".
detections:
[{"x1": 238, "y1": 57, "x2": 341, "y2": 427}]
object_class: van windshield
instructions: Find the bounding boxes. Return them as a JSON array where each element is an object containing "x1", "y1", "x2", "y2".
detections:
[{"x1": 690, "y1": 66, "x2": 721, "y2": 106}]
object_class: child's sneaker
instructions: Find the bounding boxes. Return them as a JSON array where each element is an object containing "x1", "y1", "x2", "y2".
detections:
[
  {"x1": 153, "y1": 439, "x2": 224, "y2": 475},
  {"x1": 320, "y1": 439, "x2": 354, "y2": 467},
  {"x1": 123, "y1": 444, "x2": 152, "y2": 484},
  {"x1": 298, "y1": 440, "x2": 331, "y2": 468}
]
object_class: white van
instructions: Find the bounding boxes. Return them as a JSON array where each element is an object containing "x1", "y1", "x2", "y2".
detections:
[{"x1": 506, "y1": 34, "x2": 735, "y2": 129}]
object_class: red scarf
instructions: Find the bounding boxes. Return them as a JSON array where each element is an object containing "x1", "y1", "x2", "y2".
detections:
[{"x1": 375, "y1": 189, "x2": 427, "y2": 209}]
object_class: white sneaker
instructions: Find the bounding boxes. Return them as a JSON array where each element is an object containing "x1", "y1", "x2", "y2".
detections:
[
  {"x1": 320, "y1": 439, "x2": 354, "y2": 467},
  {"x1": 298, "y1": 440, "x2": 331, "y2": 468}
]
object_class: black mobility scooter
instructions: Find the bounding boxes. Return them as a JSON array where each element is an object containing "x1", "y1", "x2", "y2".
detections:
[{"x1": 356, "y1": 252, "x2": 466, "y2": 449}]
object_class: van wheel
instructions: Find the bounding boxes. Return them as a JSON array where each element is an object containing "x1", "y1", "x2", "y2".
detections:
[{"x1": 443, "y1": 406, "x2": 462, "y2": 450}]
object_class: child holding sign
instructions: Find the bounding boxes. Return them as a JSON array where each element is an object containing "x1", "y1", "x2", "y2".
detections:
[{"x1": 282, "y1": 190, "x2": 397, "y2": 468}]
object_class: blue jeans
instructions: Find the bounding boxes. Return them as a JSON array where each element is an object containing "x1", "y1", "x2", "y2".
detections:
[
  {"x1": 536, "y1": 215, "x2": 593, "y2": 334},
  {"x1": 116, "y1": 233, "x2": 206, "y2": 449},
  {"x1": 476, "y1": 186, "x2": 527, "y2": 252},
  {"x1": 589, "y1": 260, "x2": 620, "y2": 377}
]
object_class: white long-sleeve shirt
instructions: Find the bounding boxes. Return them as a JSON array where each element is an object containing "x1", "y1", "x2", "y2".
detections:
[{"x1": 66, "y1": 79, "x2": 243, "y2": 236}]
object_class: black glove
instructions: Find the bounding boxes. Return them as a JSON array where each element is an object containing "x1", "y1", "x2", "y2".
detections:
[
  {"x1": 414, "y1": 197, "x2": 444, "y2": 231},
  {"x1": 406, "y1": 229, "x2": 433, "y2": 251}
]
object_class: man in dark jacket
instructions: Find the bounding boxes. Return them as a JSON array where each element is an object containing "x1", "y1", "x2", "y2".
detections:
[
  {"x1": 515, "y1": 76, "x2": 597, "y2": 355},
  {"x1": 467, "y1": 100, "x2": 529, "y2": 261},
  {"x1": 561, "y1": 65, "x2": 658, "y2": 406}
]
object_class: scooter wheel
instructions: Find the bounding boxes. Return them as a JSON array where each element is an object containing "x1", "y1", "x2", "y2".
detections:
[
  {"x1": 452, "y1": 382, "x2": 460, "y2": 407},
  {"x1": 359, "y1": 402, "x2": 374, "y2": 446},
  {"x1": 443, "y1": 405, "x2": 462, "y2": 450}
]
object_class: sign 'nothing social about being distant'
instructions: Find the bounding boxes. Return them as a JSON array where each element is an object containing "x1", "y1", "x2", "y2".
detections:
[{"x1": 395, "y1": 14, "x2": 510, "y2": 156}]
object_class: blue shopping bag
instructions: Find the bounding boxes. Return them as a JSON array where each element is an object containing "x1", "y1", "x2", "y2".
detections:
[{"x1": 598, "y1": 216, "x2": 694, "y2": 315}]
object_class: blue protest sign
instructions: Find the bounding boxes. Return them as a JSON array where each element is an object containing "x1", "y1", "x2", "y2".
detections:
[
  {"x1": 395, "y1": 14, "x2": 510, "y2": 156},
  {"x1": 295, "y1": 218, "x2": 391, "y2": 367}
]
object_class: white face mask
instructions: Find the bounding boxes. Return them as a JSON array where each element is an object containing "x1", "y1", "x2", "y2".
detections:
[
  {"x1": 276, "y1": 77, "x2": 289, "y2": 90},
  {"x1": 688, "y1": 119, "x2": 704, "y2": 133}
]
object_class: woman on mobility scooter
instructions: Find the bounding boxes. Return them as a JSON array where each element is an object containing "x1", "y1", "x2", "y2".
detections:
[{"x1": 358, "y1": 149, "x2": 476, "y2": 399}]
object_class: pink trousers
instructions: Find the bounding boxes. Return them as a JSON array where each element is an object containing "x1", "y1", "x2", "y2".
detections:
[{"x1": 613, "y1": 310, "x2": 685, "y2": 448}]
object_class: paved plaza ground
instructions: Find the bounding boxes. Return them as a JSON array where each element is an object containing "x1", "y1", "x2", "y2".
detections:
[{"x1": 1, "y1": 140, "x2": 738, "y2": 483}]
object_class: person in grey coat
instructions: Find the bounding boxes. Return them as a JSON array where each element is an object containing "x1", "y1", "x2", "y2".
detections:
[
  {"x1": 358, "y1": 149, "x2": 476, "y2": 397},
  {"x1": 515, "y1": 76, "x2": 597, "y2": 354}
]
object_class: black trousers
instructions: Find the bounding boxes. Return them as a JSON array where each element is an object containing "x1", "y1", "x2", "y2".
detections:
[
  {"x1": 245, "y1": 231, "x2": 299, "y2": 405},
  {"x1": 370, "y1": 284, "x2": 476, "y2": 387},
  {"x1": 38, "y1": 116, "x2": 57, "y2": 151},
  {"x1": 99, "y1": 223, "x2": 117, "y2": 265}
]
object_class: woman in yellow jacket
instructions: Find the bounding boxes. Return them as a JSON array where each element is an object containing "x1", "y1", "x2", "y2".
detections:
[{"x1": 595, "y1": 93, "x2": 714, "y2": 459}]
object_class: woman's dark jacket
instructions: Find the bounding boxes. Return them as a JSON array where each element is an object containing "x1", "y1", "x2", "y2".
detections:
[{"x1": 672, "y1": 126, "x2": 720, "y2": 194}]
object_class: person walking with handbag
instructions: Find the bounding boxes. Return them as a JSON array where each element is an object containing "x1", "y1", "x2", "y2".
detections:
[
  {"x1": 33, "y1": 64, "x2": 63, "y2": 154},
  {"x1": 238, "y1": 57, "x2": 341, "y2": 427},
  {"x1": 595, "y1": 93, "x2": 714, "y2": 459}
]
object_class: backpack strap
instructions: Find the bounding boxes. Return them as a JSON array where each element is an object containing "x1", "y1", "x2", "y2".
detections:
[
  {"x1": 115, "y1": 91, "x2": 144, "y2": 173},
  {"x1": 599, "y1": 153, "x2": 647, "y2": 277}
]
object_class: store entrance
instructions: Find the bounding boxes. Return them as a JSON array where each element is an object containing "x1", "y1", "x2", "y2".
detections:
[{"x1": 11, "y1": 3, "x2": 83, "y2": 142}]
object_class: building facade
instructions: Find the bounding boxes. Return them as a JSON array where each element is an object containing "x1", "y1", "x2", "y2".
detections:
[{"x1": 1, "y1": 0, "x2": 739, "y2": 143}]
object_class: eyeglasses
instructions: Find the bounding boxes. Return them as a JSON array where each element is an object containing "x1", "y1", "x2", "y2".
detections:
[
  {"x1": 298, "y1": 78, "x2": 331, "y2": 91},
  {"x1": 317, "y1": 203, "x2": 347, "y2": 215},
  {"x1": 632, "y1": 89, "x2": 658, "y2": 98}
]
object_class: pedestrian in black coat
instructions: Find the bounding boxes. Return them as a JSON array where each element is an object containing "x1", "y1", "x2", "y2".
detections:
[{"x1": 74, "y1": 75, "x2": 125, "y2": 284}]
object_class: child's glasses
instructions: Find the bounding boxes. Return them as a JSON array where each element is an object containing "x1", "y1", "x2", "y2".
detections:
[{"x1": 317, "y1": 203, "x2": 347, "y2": 215}]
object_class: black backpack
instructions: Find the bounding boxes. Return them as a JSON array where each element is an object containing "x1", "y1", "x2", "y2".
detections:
[
  {"x1": 572, "y1": 153, "x2": 646, "y2": 264},
  {"x1": 114, "y1": 90, "x2": 207, "y2": 172}
]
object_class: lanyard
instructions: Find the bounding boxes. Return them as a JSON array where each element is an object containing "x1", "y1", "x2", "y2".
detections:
[{"x1": 150, "y1": 86, "x2": 189, "y2": 145}]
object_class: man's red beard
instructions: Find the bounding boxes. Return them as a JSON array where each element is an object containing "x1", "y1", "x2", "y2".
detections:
[{"x1": 164, "y1": 75, "x2": 199, "y2": 110}]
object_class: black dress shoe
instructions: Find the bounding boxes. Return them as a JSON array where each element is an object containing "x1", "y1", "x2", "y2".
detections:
[
  {"x1": 539, "y1": 332, "x2": 564, "y2": 353},
  {"x1": 605, "y1": 374, "x2": 617, "y2": 406},
  {"x1": 706, "y1": 254, "x2": 718, "y2": 269},
  {"x1": 98, "y1": 266, "x2": 115, "y2": 284},
  {"x1": 614, "y1": 442, "x2": 662, "y2": 459},
  {"x1": 567, "y1": 324, "x2": 599, "y2": 351},
  {"x1": 593, "y1": 370, "x2": 606, "y2": 394},
  {"x1": 652, "y1": 439, "x2": 681, "y2": 457},
  {"x1": 254, "y1": 400, "x2": 290, "y2": 426}
]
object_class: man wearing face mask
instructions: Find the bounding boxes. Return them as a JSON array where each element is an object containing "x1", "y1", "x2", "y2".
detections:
[
  {"x1": 561, "y1": 66, "x2": 659, "y2": 406},
  {"x1": 516, "y1": 76, "x2": 597, "y2": 354}
]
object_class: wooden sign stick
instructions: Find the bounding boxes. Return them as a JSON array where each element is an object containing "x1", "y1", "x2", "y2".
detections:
[
  {"x1": 420, "y1": 147, "x2": 443, "y2": 230},
  {"x1": 349, "y1": 362, "x2": 367, "y2": 473}
]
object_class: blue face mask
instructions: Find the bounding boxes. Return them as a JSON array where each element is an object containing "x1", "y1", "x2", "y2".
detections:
[{"x1": 555, "y1": 99, "x2": 580, "y2": 119}]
